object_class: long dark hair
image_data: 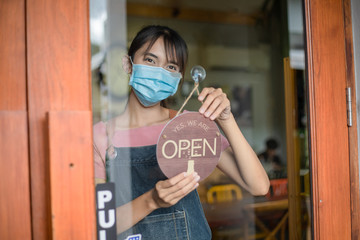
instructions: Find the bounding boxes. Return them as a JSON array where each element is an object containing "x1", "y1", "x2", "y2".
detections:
[{"x1": 128, "y1": 25, "x2": 188, "y2": 77}]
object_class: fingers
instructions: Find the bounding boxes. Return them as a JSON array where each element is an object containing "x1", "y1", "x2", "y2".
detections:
[
  {"x1": 160, "y1": 172, "x2": 188, "y2": 188},
  {"x1": 165, "y1": 173, "x2": 200, "y2": 199},
  {"x1": 198, "y1": 88, "x2": 230, "y2": 120},
  {"x1": 198, "y1": 87, "x2": 215, "y2": 102},
  {"x1": 210, "y1": 99, "x2": 231, "y2": 120},
  {"x1": 155, "y1": 172, "x2": 200, "y2": 207},
  {"x1": 159, "y1": 172, "x2": 199, "y2": 194},
  {"x1": 166, "y1": 180, "x2": 199, "y2": 205}
]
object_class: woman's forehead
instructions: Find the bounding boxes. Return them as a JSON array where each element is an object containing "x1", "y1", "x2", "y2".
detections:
[{"x1": 139, "y1": 38, "x2": 178, "y2": 63}]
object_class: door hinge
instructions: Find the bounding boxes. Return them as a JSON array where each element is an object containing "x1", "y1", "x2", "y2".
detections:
[{"x1": 346, "y1": 87, "x2": 352, "y2": 127}]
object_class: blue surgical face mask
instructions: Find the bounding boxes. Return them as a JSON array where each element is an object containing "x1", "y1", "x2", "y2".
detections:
[{"x1": 129, "y1": 63, "x2": 182, "y2": 107}]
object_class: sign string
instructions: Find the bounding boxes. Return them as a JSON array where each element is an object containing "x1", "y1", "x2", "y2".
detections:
[{"x1": 176, "y1": 82, "x2": 202, "y2": 116}]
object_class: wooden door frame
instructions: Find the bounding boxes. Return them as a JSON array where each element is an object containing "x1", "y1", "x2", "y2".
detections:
[
  {"x1": 25, "y1": 0, "x2": 96, "y2": 239},
  {"x1": 343, "y1": 0, "x2": 360, "y2": 238},
  {"x1": 0, "y1": 1, "x2": 32, "y2": 239},
  {"x1": 2, "y1": 0, "x2": 360, "y2": 239},
  {"x1": 304, "y1": 0, "x2": 359, "y2": 239},
  {"x1": 0, "y1": 0, "x2": 95, "y2": 239}
]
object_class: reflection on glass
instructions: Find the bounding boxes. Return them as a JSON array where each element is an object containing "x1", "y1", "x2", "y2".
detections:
[{"x1": 91, "y1": 0, "x2": 311, "y2": 239}]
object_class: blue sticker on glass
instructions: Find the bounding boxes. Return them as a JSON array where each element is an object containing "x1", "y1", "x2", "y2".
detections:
[{"x1": 125, "y1": 234, "x2": 142, "y2": 240}]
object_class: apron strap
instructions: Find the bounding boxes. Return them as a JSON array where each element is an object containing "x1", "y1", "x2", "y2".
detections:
[
  {"x1": 105, "y1": 118, "x2": 118, "y2": 162},
  {"x1": 169, "y1": 109, "x2": 178, "y2": 119},
  {"x1": 105, "y1": 118, "x2": 117, "y2": 148}
]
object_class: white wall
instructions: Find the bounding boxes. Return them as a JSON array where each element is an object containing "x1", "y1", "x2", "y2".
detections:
[{"x1": 129, "y1": 18, "x2": 283, "y2": 155}]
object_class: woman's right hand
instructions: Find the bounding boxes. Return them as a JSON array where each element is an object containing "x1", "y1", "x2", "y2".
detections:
[{"x1": 151, "y1": 172, "x2": 200, "y2": 209}]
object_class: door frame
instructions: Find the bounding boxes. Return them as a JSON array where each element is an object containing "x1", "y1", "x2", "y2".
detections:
[
  {"x1": 304, "y1": 0, "x2": 359, "y2": 239},
  {"x1": 1, "y1": 0, "x2": 360, "y2": 239},
  {"x1": 343, "y1": 0, "x2": 360, "y2": 238}
]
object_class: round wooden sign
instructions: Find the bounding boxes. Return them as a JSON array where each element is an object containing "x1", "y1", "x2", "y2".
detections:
[{"x1": 157, "y1": 111, "x2": 222, "y2": 181}]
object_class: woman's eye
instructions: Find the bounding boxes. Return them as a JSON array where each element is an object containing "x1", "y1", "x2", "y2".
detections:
[
  {"x1": 167, "y1": 65, "x2": 178, "y2": 72},
  {"x1": 144, "y1": 58, "x2": 155, "y2": 64}
]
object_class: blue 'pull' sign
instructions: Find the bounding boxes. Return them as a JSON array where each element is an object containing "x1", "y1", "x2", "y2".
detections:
[{"x1": 96, "y1": 182, "x2": 117, "y2": 240}]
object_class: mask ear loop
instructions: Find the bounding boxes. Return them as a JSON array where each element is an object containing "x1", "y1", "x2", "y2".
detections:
[{"x1": 176, "y1": 81, "x2": 202, "y2": 117}]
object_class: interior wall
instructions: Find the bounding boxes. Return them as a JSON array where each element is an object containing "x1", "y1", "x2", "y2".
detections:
[
  {"x1": 127, "y1": 15, "x2": 288, "y2": 160},
  {"x1": 90, "y1": 0, "x2": 293, "y2": 164},
  {"x1": 267, "y1": 0, "x2": 289, "y2": 162}
]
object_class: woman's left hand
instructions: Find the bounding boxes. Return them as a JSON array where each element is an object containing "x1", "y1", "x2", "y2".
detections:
[{"x1": 198, "y1": 87, "x2": 232, "y2": 121}]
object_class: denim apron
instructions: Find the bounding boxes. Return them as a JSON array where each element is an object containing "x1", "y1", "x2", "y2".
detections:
[{"x1": 106, "y1": 144, "x2": 212, "y2": 240}]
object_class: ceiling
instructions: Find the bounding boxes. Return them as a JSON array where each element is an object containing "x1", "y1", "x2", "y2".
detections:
[
  {"x1": 127, "y1": 0, "x2": 267, "y2": 15},
  {"x1": 91, "y1": 0, "x2": 278, "y2": 48},
  {"x1": 125, "y1": 0, "x2": 272, "y2": 48}
]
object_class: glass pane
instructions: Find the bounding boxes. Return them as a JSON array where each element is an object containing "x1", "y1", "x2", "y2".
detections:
[
  {"x1": 90, "y1": 0, "x2": 311, "y2": 239},
  {"x1": 352, "y1": 0, "x2": 360, "y2": 186}
]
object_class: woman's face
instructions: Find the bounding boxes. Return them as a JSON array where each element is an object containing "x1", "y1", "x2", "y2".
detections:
[{"x1": 132, "y1": 37, "x2": 180, "y2": 73}]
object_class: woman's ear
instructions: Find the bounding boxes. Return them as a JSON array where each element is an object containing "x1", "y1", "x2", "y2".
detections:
[{"x1": 122, "y1": 55, "x2": 132, "y2": 74}]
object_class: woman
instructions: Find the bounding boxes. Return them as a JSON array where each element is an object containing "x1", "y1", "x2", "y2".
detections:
[{"x1": 93, "y1": 25, "x2": 269, "y2": 240}]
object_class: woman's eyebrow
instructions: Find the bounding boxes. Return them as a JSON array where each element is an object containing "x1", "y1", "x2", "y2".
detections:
[
  {"x1": 144, "y1": 52, "x2": 178, "y2": 65},
  {"x1": 144, "y1": 52, "x2": 158, "y2": 59}
]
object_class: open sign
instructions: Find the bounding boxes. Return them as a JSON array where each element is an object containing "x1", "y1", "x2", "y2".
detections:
[{"x1": 157, "y1": 112, "x2": 222, "y2": 181}]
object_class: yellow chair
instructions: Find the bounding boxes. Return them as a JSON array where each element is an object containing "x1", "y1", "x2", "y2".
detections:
[
  {"x1": 206, "y1": 184, "x2": 245, "y2": 240},
  {"x1": 207, "y1": 184, "x2": 243, "y2": 203}
]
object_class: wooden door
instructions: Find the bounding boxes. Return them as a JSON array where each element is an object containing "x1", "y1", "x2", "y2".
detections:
[
  {"x1": 26, "y1": 0, "x2": 95, "y2": 239},
  {"x1": 1, "y1": 0, "x2": 360, "y2": 239},
  {"x1": 0, "y1": 1, "x2": 32, "y2": 239},
  {"x1": 1, "y1": 0, "x2": 96, "y2": 239},
  {"x1": 304, "y1": 0, "x2": 359, "y2": 239},
  {"x1": 343, "y1": 0, "x2": 360, "y2": 238}
]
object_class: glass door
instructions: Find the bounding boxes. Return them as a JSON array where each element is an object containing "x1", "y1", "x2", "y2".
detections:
[{"x1": 90, "y1": 0, "x2": 311, "y2": 239}]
